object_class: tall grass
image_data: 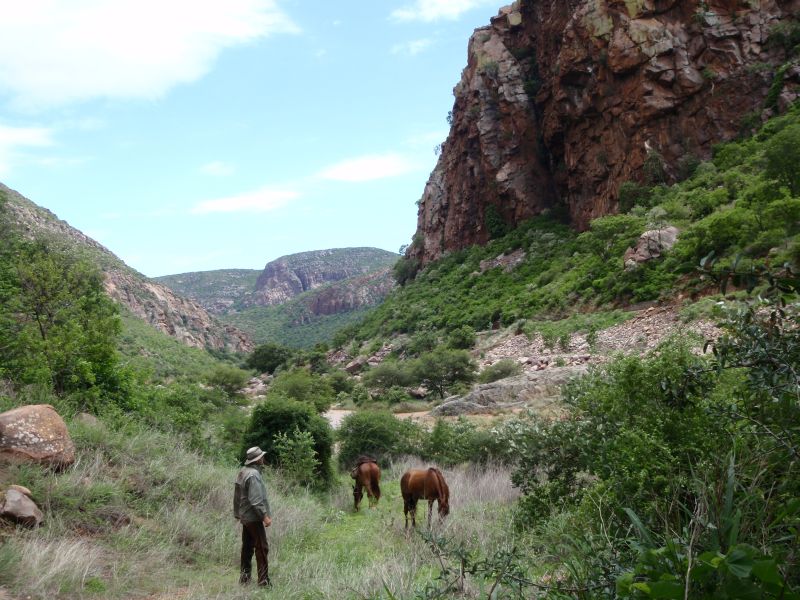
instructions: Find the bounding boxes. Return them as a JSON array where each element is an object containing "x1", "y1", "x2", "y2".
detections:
[{"x1": 1, "y1": 417, "x2": 522, "y2": 599}]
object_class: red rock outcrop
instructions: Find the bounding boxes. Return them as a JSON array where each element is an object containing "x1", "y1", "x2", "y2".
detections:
[
  {"x1": 304, "y1": 268, "x2": 395, "y2": 317},
  {"x1": 410, "y1": 0, "x2": 800, "y2": 265}
]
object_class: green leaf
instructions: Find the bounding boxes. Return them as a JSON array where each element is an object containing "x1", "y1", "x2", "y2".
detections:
[
  {"x1": 724, "y1": 546, "x2": 754, "y2": 578},
  {"x1": 649, "y1": 580, "x2": 683, "y2": 599},
  {"x1": 751, "y1": 559, "x2": 782, "y2": 585},
  {"x1": 624, "y1": 507, "x2": 655, "y2": 547}
]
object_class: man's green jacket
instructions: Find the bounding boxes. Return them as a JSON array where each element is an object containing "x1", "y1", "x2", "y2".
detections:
[{"x1": 234, "y1": 466, "x2": 271, "y2": 523}]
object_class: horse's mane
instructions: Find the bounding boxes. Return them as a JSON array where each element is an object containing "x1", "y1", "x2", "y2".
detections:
[{"x1": 428, "y1": 467, "x2": 449, "y2": 506}]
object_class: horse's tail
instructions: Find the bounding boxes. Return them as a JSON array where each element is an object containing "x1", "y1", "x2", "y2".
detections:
[
  {"x1": 370, "y1": 477, "x2": 381, "y2": 501},
  {"x1": 429, "y1": 467, "x2": 449, "y2": 514}
]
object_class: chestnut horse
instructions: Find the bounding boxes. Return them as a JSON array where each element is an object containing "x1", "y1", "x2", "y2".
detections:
[
  {"x1": 350, "y1": 456, "x2": 381, "y2": 511},
  {"x1": 400, "y1": 467, "x2": 450, "y2": 529}
]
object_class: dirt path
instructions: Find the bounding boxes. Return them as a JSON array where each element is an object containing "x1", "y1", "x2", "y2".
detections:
[{"x1": 324, "y1": 409, "x2": 353, "y2": 428}]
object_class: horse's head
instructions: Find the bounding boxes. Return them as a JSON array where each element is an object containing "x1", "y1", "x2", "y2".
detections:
[{"x1": 438, "y1": 498, "x2": 450, "y2": 518}]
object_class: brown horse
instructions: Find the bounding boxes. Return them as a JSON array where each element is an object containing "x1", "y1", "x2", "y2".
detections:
[
  {"x1": 400, "y1": 467, "x2": 450, "y2": 529},
  {"x1": 350, "y1": 456, "x2": 381, "y2": 511}
]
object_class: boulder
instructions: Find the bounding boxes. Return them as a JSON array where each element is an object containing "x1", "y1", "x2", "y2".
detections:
[
  {"x1": 0, "y1": 486, "x2": 43, "y2": 527},
  {"x1": 408, "y1": 386, "x2": 428, "y2": 399},
  {"x1": 624, "y1": 226, "x2": 679, "y2": 270},
  {"x1": 345, "y1": 356, "x2": 368, "y2": 374},
  {"x1": 430, "y1": 367, "x2": 586, "y2": 416},
  {"x1": 0, "y1": 404, "x2": 75, "y2": 468}
]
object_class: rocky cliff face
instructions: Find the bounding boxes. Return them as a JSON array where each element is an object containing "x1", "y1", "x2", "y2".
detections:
[
  {"x1": 302, "y1": 268, "x2": 395, "y2": 319},
  {"x1": 2, "y1": 184, "x2": 253, "y2": 353},
  {"x1": 244, "y1": 248, "x2": 398, "y2": 307},
  {"x1": 411, "y1": 0, "x2": 800, "y2": 264}
]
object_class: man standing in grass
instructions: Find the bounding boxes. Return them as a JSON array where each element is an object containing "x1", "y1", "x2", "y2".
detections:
[{"x1": 234, "y1": 446, "x2": 273, "y2": 587}]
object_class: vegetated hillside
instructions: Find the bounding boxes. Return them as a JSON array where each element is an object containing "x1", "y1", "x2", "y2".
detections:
[
  {"x1": 224, "y1": 268, "x2": 395, "y2": 347},
  {"x1": 409, "y1": 0, "x2": 800, "y2": 265},
  {"x1": 153, "y1": 269, "x2": 261, "y2": 314},
  {"x1": 157, "y1": 248, "x2": 397, "y2": 348},
  {"x1": 344, "y1": 104, "x2": 800, "y2": 345},
  {"x1": 0, "y1": 183, "x2": 253, "y2": 354}
]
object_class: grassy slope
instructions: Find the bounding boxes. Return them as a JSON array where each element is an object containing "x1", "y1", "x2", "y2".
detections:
[
  {"x1": 347, "y1": 104, "x2": 800, "y2": 344},
  {"x1": 221, "y1": 301, "x2": 372, "y2": 348},
  {"x1": 117, "y1": 308, "x2": 231, "y2": 381},
  {"x1": 0, "y1": 419, "x2": 520, "y2": 600}
]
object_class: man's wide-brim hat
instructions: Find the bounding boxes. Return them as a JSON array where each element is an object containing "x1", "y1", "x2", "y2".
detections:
[{"x1": 244, "y1": 446, "x2": 266, "y2": 465}]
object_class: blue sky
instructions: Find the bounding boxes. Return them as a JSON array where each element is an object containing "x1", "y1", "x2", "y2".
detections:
[{"x1": 0, "y1": 0, "x2": 501, "y2": 277}]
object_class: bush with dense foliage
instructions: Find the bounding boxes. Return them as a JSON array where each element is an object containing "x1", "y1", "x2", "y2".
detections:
[
  {"x1": 205, "y1": 365, "x2": 250, "y2": 400},
  {"x1": 336, "y1": 410, "x2": 424, "y2": 469},
  {"x1": 245, "y1": 342, "x2": 294, "y2": 374},
  {"x1": 477, "y1": 359, "x2": 522, "y2": 383},
  {"x1": 273, "y1": 426, "x2": 320, "y2": 487},
  {"x1": 267, "y1": 367, "x2": 335, "y2": 413},
  {"x1": 410, "y1": 347, "x2": 477, "y2": 398},
  {"x1": 242, "y1": 396, "x2": 334, "y2": 485}
]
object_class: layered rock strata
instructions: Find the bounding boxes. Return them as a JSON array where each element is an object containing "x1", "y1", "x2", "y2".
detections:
[{"x1": 411, "y1": 0, "x2": 800, "y2": 265}]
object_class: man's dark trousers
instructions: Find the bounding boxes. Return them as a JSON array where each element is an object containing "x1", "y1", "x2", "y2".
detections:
[{"x1": 240, "y1": 521, "x2": 270, "y2": 586}]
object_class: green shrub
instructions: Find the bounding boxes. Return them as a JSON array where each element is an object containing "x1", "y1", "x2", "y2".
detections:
[
  {"x1": 268, "y1": 367, "x2": 335, "y2": 413},
  {"x1": 422, "y1": 418, "x2": 498, "y2": 466},
  {"x1": 477, "y1": 359, "x2": 522, "y2": 383},
  {"x1": 349, "y1": 383, "x2": 371, "y2": 406},
  {"x1": 337, "y1": 410, "x2": 423, "y2": 469},
  {"x1": 242, "y1": 397, "x2": 334, "y2": 485},
  {"x1": 393, "y1": 256, "x2": 420, "y2": 286},
  {"x1": 509, "y1": 338, "x2": 720, "y2": 527},
  {"x1": 410, "y1": 347, "x2": 477, "y2": 399},
  {"x1": 205, "y1": 365, "x2": 250, "y2": 400},
  {"x1": 765, "y1": 123, "x2": 800, "y2": 195},
  {"x1": 273, "y1": 426, "x2": 320, "y2": 488},
  {"x1": 362, "y1": 361, "x2": 414, "y2": 391},
  {"x1": 447, "y1": 324, "x2": 476, "y2": 349},
  {"x1": 246, "y1": 342, "x2": 294, "y2": 374},
  {"x1": 377, "y1": 385, "x2": 413, "y2": 405},
  {"x1": 485, "y1": 204, "x2": 509, "y2": 239},
  {"x1": 618, "y1": 181, "x2": 653, "y2": 213},
  {"x1": 326, "y1": 368, "x2": 354, "y2": 395}
]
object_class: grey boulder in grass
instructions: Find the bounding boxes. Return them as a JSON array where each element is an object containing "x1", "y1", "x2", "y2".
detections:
[{"x1": 1, "y1": 485, "x2": 44, "y2": 527}]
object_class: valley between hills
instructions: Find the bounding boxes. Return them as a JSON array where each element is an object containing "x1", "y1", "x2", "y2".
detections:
[{"x1": 2, "y1": 1, "x2": 800, "y2": 599}]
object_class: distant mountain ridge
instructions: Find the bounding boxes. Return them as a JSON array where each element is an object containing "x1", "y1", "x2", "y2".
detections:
[
  {"x1": 154, "y1": 269, "x2": 262, "y2": 314},
  {"x1": 1, "y1": 183, "x2": 253, "y2": 354},
  {"x1": 156, "y1": 247, "x2": 398, "y2": 348}
]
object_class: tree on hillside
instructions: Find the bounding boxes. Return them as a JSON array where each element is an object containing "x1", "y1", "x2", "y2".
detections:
[
  {"x1": 246, "y1": 342, "x2": 293, "y2": 374},
  {"x1": 0, "y1": 238, "x2": 124, "y2": 401},
  {"x1": 765, "y1": 123, "x2": 800, "y2": 195},
  {"x1": 411, "y1": 347, "x2": 477, "y2": 399}
]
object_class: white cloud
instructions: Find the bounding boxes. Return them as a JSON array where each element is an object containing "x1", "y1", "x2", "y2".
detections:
[
  {"x1": 191, "y1": 187, "x2": 299, "y2": 214},
  {"x1": 317, "y1": 153, "x2": 417, "y2": 182},
  {"x1": 0, "y1": 0, "x2": 299, "y2": 110},
  {"x1": 391, "y1": 0, "x2": 494, "y2": 22},
  {"x1": 0, "y1": 123, "x2": 55, "y2": 175},
  {"x1": 200, "y1": 161, "x2": 235, "y2": 176},
  {"x1": 391, "y1": 39, "x2": 433, "y2": 56}
]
